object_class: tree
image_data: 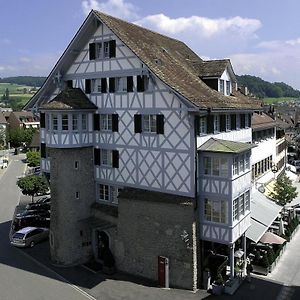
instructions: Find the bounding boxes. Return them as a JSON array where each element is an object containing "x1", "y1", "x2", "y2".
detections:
[
  {"x1": 269, "y1": 174, "x2": 298, "y2": 206},
  {"x1": 26, "y1": 151, "x2": 40, "y2": 167},
  {"x1": 17, "y1": 175, "x2": 49, "y2": 202},
  {"x1": 8, "y1": 127, "x2": 36, "y2": 149}
]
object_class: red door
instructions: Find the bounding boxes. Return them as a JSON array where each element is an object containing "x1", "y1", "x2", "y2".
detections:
[{"x1": 158, "y1": 256, "x2": 167, "y2": 287}]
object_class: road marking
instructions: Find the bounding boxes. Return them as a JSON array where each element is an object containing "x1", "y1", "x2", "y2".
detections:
[{"x1": 18, "y1": 249, "x2": 97, "y2": 300}]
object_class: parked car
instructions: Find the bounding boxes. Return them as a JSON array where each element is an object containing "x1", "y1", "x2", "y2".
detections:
[
  {"x1": 25, "y1": 202, "x2": 50, "y2": 211},
  {"x1": 11, "y1": 227, "x2": 49, "y2": 248},
  {"x1": 14, "y1": 210, "x2": 50, "y2": 230}
]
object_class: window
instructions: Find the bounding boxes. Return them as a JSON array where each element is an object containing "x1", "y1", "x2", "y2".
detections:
[
  {"x1": 116, "y1": 77, "x2": 127, "y2": 92},
  {"x1": 96, "y1": 42, "x2": 102, "y2": 59},
  {"x1": 100, "y1": 114, "x2": 112, "y2": 131},
  {"x1": 226, "y1": 81, "x2": 231, "y2": 95},
  {"x1": 204, "y1": 198, "x2": 228, "y2": 224},
  {"x1": 101, "y1": 149, "x2": 113, "y2": 166},
  {"x1": 46, "y1": 114, "x2": 50, "y2": 130},
  {"x1": 204, "y1": 157, "x2": 211, "y2": 175},
  {"x1": 204, "y1": 157, "x2": 228, "y2": 177},
  {"x1": 62, "y1": 114, "x2": 68, "y2": 131},
  {"x1": 82, "y1": 114, "x2": 87, "y2": 131},
  {"x1": 143, "y1": 115, "x2": 157, "y2": 133},
  {"x1": 52, "y1": 114, "x2": 58, "y2": 131},
  {"x1": 239, "y1": 156, "x2": 245, "y2": 173},
  {"x1": 74, "y1": 161, "x2": 79, "y2": 170},
  {"x1": 239, "y1": 194, "x2": 245, "y2": 216},
  {"x1": 233, "y1": 198, "x2": 238, "y2": 221},
  {"x1": 226, "y1": 115, "x2": 231, "y2": 131},
  {"x1": 199, "y1": 117, "x2": 206, "y2": 135},
  {"x1": 233, "y1": 156, "x2": 238, "y2": 175},
  {"x1": 220, "y1": 79, "x2": 225, "y2": 94},
  {"x1": 75, "y1": 191, "x2": 80, "y2": 200},
  {"x1": 214, "y1": 115, "x2": 220, "y2": 132},
  {"x1": 220, "y1": 158, "x2": 228, "y2": 177},
  {"x1": 212, "y1": 158, "x2": 220, "y2": 176},
  {"x1": 245, "y1": 152, "x2": 250, "y2": 170},
  {"x1": 245, "y1": 190, "x2": 250, "y2": 211},
  {"x1": 99, "y1": 184, "x2": 120, "y2": 204},
  {"x1": 72, "y1": 114, "x2": 78, "y2": 131},
  {"x1": 89, "y1": 40, "x2": 116, "y2": 59},
  {"x1": 92, "y1": 79, "x2": 102, "y2": 93},
  {"x1": 104, "y1": 41, "x2": 110, "y2": 58}
]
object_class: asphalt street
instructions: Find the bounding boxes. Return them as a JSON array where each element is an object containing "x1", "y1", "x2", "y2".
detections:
[{"x1": 0, "y1": 154, "x2": 93, "y2": 300}]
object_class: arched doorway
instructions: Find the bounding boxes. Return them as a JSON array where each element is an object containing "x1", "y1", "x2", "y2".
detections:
[{"x1": 96, "y1": 230, "x2": 109, "y2": 261}]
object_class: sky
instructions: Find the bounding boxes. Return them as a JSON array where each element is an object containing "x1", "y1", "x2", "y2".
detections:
[{"x1": 1, "y1": 0, "x2": 300, "y2": 89}]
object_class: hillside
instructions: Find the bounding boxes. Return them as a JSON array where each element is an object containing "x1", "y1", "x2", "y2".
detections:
[
  {"x1": 236, "y1": 75, "x2": 300, "y2": 99},
  {"x1": 0, "y1": 76, "x2": 46, "y2": 87}
]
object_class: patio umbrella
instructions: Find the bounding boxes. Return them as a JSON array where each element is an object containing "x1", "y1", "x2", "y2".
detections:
[{"x1": 259, "y1": 231, "x2": 286, "y2": 244}]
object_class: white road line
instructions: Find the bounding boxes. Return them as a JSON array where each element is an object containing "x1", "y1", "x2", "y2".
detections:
[{"x1": 18, "y1": 249, "x2": 97, "y2": 300}]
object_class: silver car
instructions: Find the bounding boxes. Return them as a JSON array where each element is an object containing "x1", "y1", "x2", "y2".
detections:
[{"x1": 11, "y1": 226, "x2": 49, "y2": 248}]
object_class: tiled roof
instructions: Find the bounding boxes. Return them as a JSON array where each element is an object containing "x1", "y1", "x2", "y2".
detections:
[
  {"x1": 252, "y1": 112, "x2": 276, "y2": 130},
  {"x1": 0, "y1": 112, "x2": 7, "y2": 124},
  {"x1": 197, "y1": 59, "x2": 232, "y2": 78},
  {"x1": 41, "y1": 88, "x2": 97, "y2": 110},
  {"x1": 94, "y1": 11, "x2": 261, "y2": 110},
  {"x1": 198, "y1": 137, "x2": 256, "y2": 153}
]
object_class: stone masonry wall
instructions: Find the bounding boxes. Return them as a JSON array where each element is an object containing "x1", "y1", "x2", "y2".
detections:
[
  {"x1": 115, "y1": 189, "x2": 198, "y2": 290},
  {"x1": 49, "y1": 147, "x2": 95, "y2": 265}
]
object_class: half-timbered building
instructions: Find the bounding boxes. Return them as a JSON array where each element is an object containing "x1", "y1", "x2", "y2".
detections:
[{"x1": 25, "y1": 10, "x2": 262, "y2": 290}]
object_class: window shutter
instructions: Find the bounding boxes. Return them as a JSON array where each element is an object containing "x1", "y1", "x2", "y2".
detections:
[
  {"x1": 134, "y1": 114, "x2": 142, "y2": 133},
  {"x1": 109, "y1": 78, "x2": 115, "y2": 93},
  {"x1": 93, "y1": 114, "x2": 100, "y2": 131},
  {"x1": 220, "y1": 114, "x2": 226, "y2": 132},
  {"x1": 137, "y1": 75, "x2": 144, "y2": 92},
  {"x1": 112, "y1": 150, "x2": 119, "y2": 168},
  {"x1": 195, "y1": 116, "x2": 200, "y2": 136},
  {"x1": 207, "y1": 115, "x2": 214, "y2": 134},
  {"x1": 231, "y1": 114, "x2": 237, "y2": 130},
  {"x1": 41, "y1": 143, "x2": 46, "y2": 158},
  {"x1": 66, "y1": 80, "x2": 73, "y2": 88},
  {"x1": 112, "y1": 114, "x2": 119, "y2": 132},
  {"x1": 89, "y1": 43, "x2": 96, "y2": 60},
  {"x1": 101, "y1": 78, "x2": 107, "y2": 93},
  {"x1": 94, "y1": 148, "x2": 101, "y2": 166},
  {"x1": 248, "y1": 113, "x2": 252, "y2": 127},
  {"x1": 109, "y1": 40, "x2": 116, "y2": 58},
  {"x1": 85, "y1": 79, "x2": 91, "y2": 94},
  {"x1": 40, "y1": 113, "x2": 45, "y2": 129},
  {"x1": 240, "y1": 114, "x2": 246, "y2": 129},
  {"x1": 127, "y1": 76, "x2": 133, "y2": 92},
  {"x1": 156, "y1": 114, "x2": 164, "y2": 134}
]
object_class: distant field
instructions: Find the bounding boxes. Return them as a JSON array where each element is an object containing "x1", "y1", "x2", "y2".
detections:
[
  {"x1": 263, "y1": 97, "x2": 299, "y2": 104},
  {"x1": 0, "y1": 83, "x2": 35, "y2": 94}
]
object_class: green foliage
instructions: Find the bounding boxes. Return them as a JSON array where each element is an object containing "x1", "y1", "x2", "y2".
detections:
[
  {"x1": 269, "y1": 174, "x2": 298, "y2": 206},
  {"x1": 17, "y1": 175, "x2": 49, "y2": 201},
  {"x1": 8, "y1": 128, "x2": 37, "y2": 148},
  {"x1": 0, "y1": 76, "x2": 46, "y2": 87},
  {"x1": 26, "y1": 151, "x2": 40, "y2": 167},
  {"x1": 236, "y1": 75, "x2": 300, "y2": 99}
]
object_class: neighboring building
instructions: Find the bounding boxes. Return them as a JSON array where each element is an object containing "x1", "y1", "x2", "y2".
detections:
[
  {"x1": 7, "y1": 111, "x2": 39, "y2": 130},
  {"x1": 24, "y1": 10, "x2": 262, "y2": 290},
  {"x1": 0, "y1": 112, "x2": 7, "y2": 147}
]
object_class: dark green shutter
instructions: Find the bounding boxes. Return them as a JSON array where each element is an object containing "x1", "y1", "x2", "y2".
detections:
[
  {"x1": 220, "y1": 114, "x2": 226, "y2": 132},
  {"x1": 112, "y1": 150, "x2": 119, "y2": 168},
  {"x1": 195, "y1": 116, "x2": 200, "y2": 136},
  {"x1": 85, "y1": 79, "x2": 91, "y2": 94},
  {"x1": 248, "y1": 113, "x2": 252, "y2": 127},
  {"x1": 109, "y1": 40, "x2": 116, "y2": 58},
  {"x1": 240, "y1": 114, "x2": 246, "y2": 128},
  {"x1": 207, "y1": 115, "x2": 214, "y2": 134},
  {"x1": 134, "y1": 114, "x2": 142, "y2": 133},
  {"x1": 41, "y1": 143, "x2": 46, "y2": 158},
  {"x1": 101, "y1": 78, "x2": 107, "y2": 93},
  {"x1": 109, "y1": 78, "x2": 115, "y2": 93},
  {"x1": 67, "y1": 80, "x2": 73, "y2": 88},
  {"x1": 89, "y1": 43, "x2": 96, "y2": 60},
  {"x1": 137, "y1": 75, "x2": 144, "y2": 92},
  {"x1": 94, "y1": 148, "x2": 101, "y2": 166},
  {"x1": 231, "y1": 114, "x2": 237, "y2": 130},
  {"x1": 156, "y1": 114, "x2": 164, "y2": 134},
  {"x1": 127, "y1": 76, "x2": 133, "y2": 92},
  {"x1": 93, "y1": 114, "x2": 100, "y2": 131},
  {"x1": 40, "y1": 113, "x2": 45, "y2": 129},
  {"x1": 112, "y1": 114, "x2": 119, "y2": 132}
]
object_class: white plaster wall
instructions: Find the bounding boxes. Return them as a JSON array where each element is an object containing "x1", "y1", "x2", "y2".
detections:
[{"x1": 251, "y1": 137, "x2": 276, "y2": 165}]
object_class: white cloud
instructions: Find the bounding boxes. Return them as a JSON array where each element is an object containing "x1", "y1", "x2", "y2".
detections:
[
  {"x1": 135, "y1": 14, "x2": 261, "y2": 39},
  {"x1": 19, "y1": 57, "x2": 31, "y2": 63},
  {"x1": 81, "y1": 0, "x2": 138, "y2": 19},
  {"x1": 0, "y1": 38, "x2": 11, "y2": 45}
]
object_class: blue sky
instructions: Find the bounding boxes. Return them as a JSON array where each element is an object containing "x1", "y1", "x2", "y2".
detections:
[{"x1": 1, "y1": 0, "x2": 300, "y2": 89}]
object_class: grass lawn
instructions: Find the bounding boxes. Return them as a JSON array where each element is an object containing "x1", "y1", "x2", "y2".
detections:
[
  {"x1": 0, "y1": 83, "x2": 35, "y2": 94},
  {"x1": 263, "y1": 97, "x2": 299, "y2": 104}
]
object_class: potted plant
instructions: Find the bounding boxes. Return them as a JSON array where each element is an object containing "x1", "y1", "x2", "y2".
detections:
[{"x1": 212, "y1": 273, "x2": 224, "y2": 295}]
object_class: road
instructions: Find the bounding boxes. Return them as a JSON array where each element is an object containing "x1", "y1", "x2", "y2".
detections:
[{"x1": 0, "y1": 154, "x2": 93, "y2": 300}]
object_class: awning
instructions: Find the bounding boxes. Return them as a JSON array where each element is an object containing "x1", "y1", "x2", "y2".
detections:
[
  {"x1": 246, "y1": 189, "x2": 282, "y2": 243},
  {"x1": 259, "y1": 231, "x2": 286, "y2": 245}
]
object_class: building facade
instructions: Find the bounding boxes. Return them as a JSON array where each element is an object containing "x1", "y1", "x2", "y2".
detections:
[{"x1": 25, "y1": 10, "x2": 262, "y2": 290}]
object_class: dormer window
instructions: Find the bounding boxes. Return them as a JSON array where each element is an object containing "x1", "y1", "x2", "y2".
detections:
[
  {"x1": 226, "y1": 81, "x2": 231, "y2": 95},
  {"x1": 220, "y1": 79, "x2": 224, "y2": 94}
]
